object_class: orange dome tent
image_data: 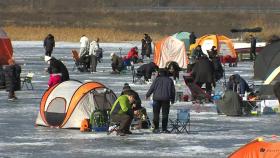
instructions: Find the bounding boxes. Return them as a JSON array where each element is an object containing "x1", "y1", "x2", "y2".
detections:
[
  {"x1": 190, "y1": 34, "x2": 237, "y2": 64},
  {"x1": 229, "y1": 137, "x2": 280, "y2": 158},
  {"x1": 154, "y1": 36, "x2": 188, "y2": 69},
  {"x1": 0, "y1": 28, "x2": 13, "y2": 65}
]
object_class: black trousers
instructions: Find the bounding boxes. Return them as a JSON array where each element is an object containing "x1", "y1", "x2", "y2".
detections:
[
  {"x1": 111, "y1": 114, "x2": 132, "y2": 132},
  {"x1": 45, "y1": 50, "x2": 52, "y2": 57},
  {"x1": 250, "y1": 48, "x2": 256, "y2": 60},
  {"x1": 152, "y1": 100, "x2": 170, "y2": 131},
  {"x1": 90, "y1": 55, "x2": 97, "y2": 72}
]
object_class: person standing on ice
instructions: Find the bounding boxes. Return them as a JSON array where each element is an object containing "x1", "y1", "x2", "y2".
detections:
[
  {"x1": 43, "y1": 34, "x2": 55, "y2": 57},
  {"x1": 79, "y1": 35, "x2": 90, "y2": 68},
  {"x1": 4, "y1": 58, "x2": 21, "y2": 101},
  {"x1": 144, "y1": 34, "x2": 152, "y2": 58},
  {"x1": 250, "y1": 34, "x2": 257, "y2": 60},
  {"x1": 89, "y1": 38, "x2": 100, "y2": 73},
  {"x1": 146, "y1": 68, "x2": 175, "y2": 133}
]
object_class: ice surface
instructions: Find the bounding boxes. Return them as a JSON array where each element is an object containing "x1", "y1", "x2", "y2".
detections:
[{"x1": 0, "y1": 41, "x2": 279, "y2": 158}]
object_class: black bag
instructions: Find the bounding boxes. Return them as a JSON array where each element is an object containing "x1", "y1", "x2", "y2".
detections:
[{"x1": 96, "y1": 48, "x2": 103, "y2": 59}]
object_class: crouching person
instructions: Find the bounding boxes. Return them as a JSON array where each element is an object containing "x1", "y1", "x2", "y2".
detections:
[
  {"x1": 110, "y1": 90, "x2": 135, "y2": 136},
  {"x1": 110, "y1": 52, "x2": 124, "y2": 74}
]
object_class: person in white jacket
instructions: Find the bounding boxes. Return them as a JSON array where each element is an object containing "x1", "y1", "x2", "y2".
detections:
[
  {"x1": 79, "y1": 35, "x2": 89, "y2": 58},
  {"x1": 89, "y1": 38, "x2": 100, "y2": 73}
]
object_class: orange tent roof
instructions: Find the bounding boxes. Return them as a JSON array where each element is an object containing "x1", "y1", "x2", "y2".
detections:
[
  {"x1": 229, "y1": 137, "x2": 280, "y2": 158},
  {"x1": 190, "y1": 34, "x2": 237, "y2": 59}
]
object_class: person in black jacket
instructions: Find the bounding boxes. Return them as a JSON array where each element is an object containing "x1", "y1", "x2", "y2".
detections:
[
  {"x1": 250, "y1": 34, "x2": 257, "y2": 60},
  {"x1": 146, "y1": 69, "x2": 175, "y2": 133},
  {"x1": 226, "y1": 74, "x2": 250, "y2": 96},
  {"x1": 43, "y1": 34, "x2": 55, "y2": 57},
  {"x1": 189, "y1": 32, "x2": 197, "y2": 45},
  {"x1": 136, "y1": 62, "x2": 158, "y2": 81},
  {"x1": 4, "y1": 59, "x2": 21, "y2": 100},
  {"x1": 45, "y1": 56, "x2": 69, "y2": 82},
  {"x1": 192, "y1": 55, "x2": 215, "y2": 95}
]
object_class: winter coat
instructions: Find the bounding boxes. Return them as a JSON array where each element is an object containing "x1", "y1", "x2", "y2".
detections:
[
  {"x1": 137, "y1": 62, "x2": 158, "y2": 80},
  {"x1": 126, "y1": 48, "x2": 139, "y2": 60},
  {"x1": 211, "y1": 57, "x2": 224, "y2": 81},
  {"x1": 4, "y1": 64, "x2": 21, "y2": 91},
  {"x1": 146, "y1": 71, "x2": 175, "y2": 102},
  {"x1": 226, "y1": 74, "x2": 250, "y2": 95},
  {"x1": 89, "y1": 40, "x2": 99, "y2": 56},
  {"x1": 48, "y1": 73, "x2": 61, "y2": 88},
  {"x1": 110, "y1": 95, "x2": 133, "y2": 116},
  {"x1": 145, "y1": 36, "x2": 152, "y2": 56},
  {"x1": 48, "y1": 58, "x2": 69, "y2": 82},
  {"x1": 111, "y1": 54, "x2": 123, "y2": 68},
  {"x1": 189, "y1": 32, "x2": 197, "y2": 45},
  {"x1": 121, "y1": 89, "x2": 142, "y2": 110},
  {"x1": 191, "y1": 47, "x2": 204, "y2": 61},
  {"x1": 192, "y1": 57, "x2": 215, "y2": 84},
  {"x1": 43, "y1": 35, "x2": 55, "y2": 52},
  {"x1": 141, "y1": 39, "x2": 147, "y2": 56}
]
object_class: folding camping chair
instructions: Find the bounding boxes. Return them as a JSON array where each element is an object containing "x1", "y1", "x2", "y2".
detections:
[
  {"x1": 132, "y1": 69, "x2": 145, "y2": 84},
  {"x1": 21, "y1": 72, "x2": 34, "y2": 90},
  {"x1": 169, "y1": 108, "x2": 190, "y2": 134},
  {"x1": 72, "y1": 49, "x2": 87, "y2": 72}
]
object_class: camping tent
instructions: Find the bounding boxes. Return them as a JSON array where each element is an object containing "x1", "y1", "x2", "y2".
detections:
[
  {"x1": 154, "y1": 36, "x2": 188, "y2": 69},
  {"x1": 172, "y1": 32, "x2": 191, "y2": 51},
  {"x1": 254, "y1": 40, "x2": 280, "y2": 82},
  {"x1": 35, "y1": 80, "x2": 117, "y2": 128},
  {"x1": 0, "y1": 28, "x2": 13, "y2": 65},
  {"x1": 229, "y1": 137, "x2": 280, "y2": 158},
  {"x1": 190, "y1": 34, "x2": 237, "y2": 64}
]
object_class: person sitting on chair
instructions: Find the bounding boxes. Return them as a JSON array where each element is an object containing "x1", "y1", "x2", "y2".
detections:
[
  {"x1": 110, "y1": 90, "x2": 135, "y2": 136},
  {"x1": 110, "y1": 53, "x2": 124, "y2": 74},
  {"x1": 136, "y1": 62, "x2": 158, "y2": 82},
  {"x1": 226, "y1": 74, "x2": 250, "y2": 96}
]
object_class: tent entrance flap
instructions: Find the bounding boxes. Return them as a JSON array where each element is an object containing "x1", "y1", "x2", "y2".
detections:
[{"x1": 45, "y1": 97, "x2": 66, "y2": 126}]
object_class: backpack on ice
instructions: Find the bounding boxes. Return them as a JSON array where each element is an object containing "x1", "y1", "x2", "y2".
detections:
[{"x1": 90, "y1": 110, "x2": 109, "y2": 132}]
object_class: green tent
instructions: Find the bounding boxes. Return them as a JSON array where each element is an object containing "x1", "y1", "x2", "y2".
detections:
[{"x1": 172, "y1": 32, "x2": 191, "y2": 50}]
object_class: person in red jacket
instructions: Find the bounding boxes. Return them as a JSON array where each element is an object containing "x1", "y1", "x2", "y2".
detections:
[
  {"x1": 126, "y1": 47, "x2": 139, "y2": 64},
  {"x1": 48, "y1": 73, "x2": 61, "y2": 88}
]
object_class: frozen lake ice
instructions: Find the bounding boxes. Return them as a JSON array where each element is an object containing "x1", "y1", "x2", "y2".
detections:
[{"x1": 0, "y1": 41, "x2": 279, "y2": 158}]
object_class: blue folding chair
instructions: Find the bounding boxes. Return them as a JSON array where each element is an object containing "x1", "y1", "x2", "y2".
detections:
[{"x1": 169, "y1": 108, "x2": 190, "y2": 134}]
